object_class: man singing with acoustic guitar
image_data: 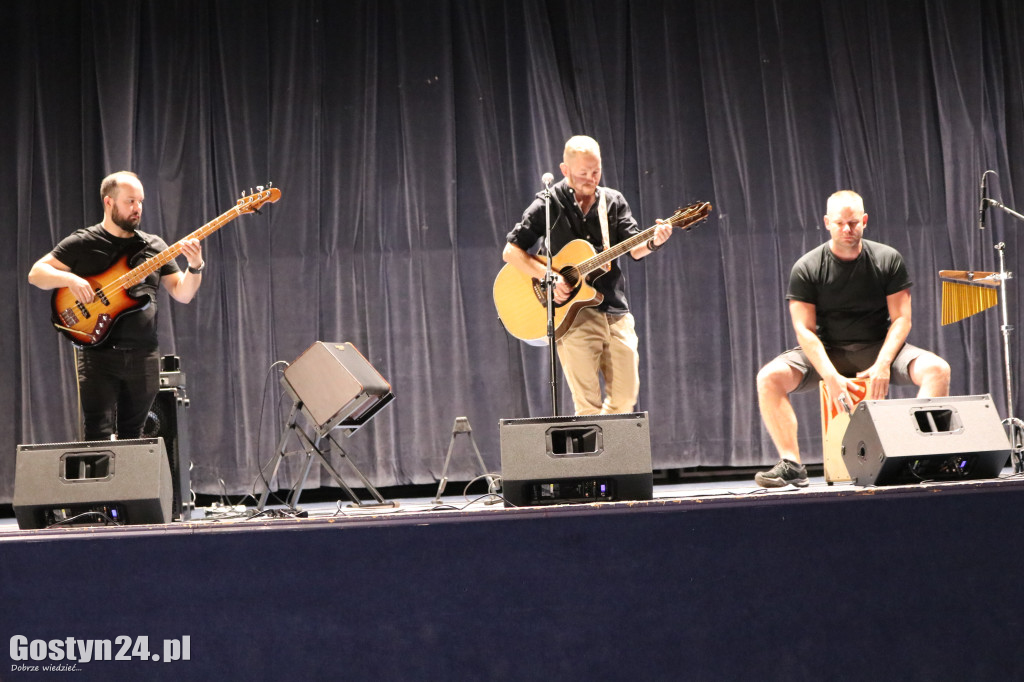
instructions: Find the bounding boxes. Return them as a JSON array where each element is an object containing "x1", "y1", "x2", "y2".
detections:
[
  {"x1": 501, "y1": 135, "x2": 674, "y2": 415},
  {"x1": 28, "y1": 171, "x2": 205, "y2": 440}
]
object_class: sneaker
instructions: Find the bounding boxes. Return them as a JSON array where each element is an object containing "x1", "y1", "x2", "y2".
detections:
[{"x1": 755, "y1": 459, "x2": 809, "y2": 488}]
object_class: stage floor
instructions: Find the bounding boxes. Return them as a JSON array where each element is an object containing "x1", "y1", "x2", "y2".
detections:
[{"x1": 3, "y1": 466, "x2": 1023, "y2": 539}]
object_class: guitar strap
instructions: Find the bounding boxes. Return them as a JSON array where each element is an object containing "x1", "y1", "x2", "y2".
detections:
[{"x1": 597, "y1": 189, "x2": 610, "y2": 253}]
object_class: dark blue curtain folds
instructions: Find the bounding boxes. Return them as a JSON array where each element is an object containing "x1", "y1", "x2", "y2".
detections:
[{"x1": 4, "y1": 0, "x2": 1023, "y2": 501}]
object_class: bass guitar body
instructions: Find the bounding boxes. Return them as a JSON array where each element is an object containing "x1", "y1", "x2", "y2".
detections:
[
  {"x1": 492, "y1": 239, "x2": 608, "y2": 345},
  {"x1": 51, "y1": 255, "x2": 150, "y2": 347}
]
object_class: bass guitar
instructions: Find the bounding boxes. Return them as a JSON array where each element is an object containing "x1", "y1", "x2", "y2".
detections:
[
  {"x1": 493, "y1": 201, "x2": 711, "y2": 344},
  {"x1": 51, "y1": 185, "x2": 281, "y2": 347}
]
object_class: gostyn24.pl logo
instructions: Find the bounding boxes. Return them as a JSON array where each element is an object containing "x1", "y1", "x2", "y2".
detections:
[{"x1": 10, "y1": 634, "x2": 190, "y2": 668}]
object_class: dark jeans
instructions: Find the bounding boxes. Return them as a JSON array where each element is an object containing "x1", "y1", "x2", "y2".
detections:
[{"x1": 77, "y1": 347, "x2": 161, "y2": 440}]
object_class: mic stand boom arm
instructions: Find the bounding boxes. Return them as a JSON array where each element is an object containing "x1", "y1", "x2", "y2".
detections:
[{"x1": 985, "y1": 197, "x2": 1024, "y2": 224}]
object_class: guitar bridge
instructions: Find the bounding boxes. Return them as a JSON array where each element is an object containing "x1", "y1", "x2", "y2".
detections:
[
  {"x1": 531, "y1": 276, "x2": 577, "y2": 308},
  {"x1": 59, "y1": 308, "x2": 80, "y2": 326},
  {"x1": 531, "y1": 280, "x2": 546, "y2": 305}
]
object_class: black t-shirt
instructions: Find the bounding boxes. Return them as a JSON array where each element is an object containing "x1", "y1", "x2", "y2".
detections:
[
  {"x1": 786, "y1": 239, "x2": 911, "y2": 344},
  {"x1": 51, "y1": 223, "x2": 180, "y2": 349},
  {"x1": 505, "y1": 179, "x2": 640, "y2": 314}
]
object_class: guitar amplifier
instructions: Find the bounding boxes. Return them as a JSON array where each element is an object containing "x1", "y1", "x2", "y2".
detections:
[{"x1": 283, "y1": 342, "x2": 394, "y2": 436}]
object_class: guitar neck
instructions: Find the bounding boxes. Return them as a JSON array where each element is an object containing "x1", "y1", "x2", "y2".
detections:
[
  {"x1": 575, "y1": 224, "x2": 660, "y2": 277},
  {"x1": 115, "y1": 205, "x2": 242, "y2": 288}
]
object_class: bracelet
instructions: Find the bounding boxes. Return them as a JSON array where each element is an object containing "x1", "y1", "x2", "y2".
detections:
[
  {"x1": 187, "y1": 262, "x2": 205, "y2": 274},
  {"x1": 646, "y1": 238, "x2": 661, "y2": 253}
]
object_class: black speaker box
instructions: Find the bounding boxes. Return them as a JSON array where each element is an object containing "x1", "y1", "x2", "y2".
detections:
[
  {"x1": 283, "y1": 341, "x2": 394, "y2": 435},
  {"x1": 499, "y1": 412, "x2": 653, "y2": 507},
  {"x1": 12, "y1": 438, "x2": 173, "y2": 529},
  {"x1": 841, "y1": 394, "x2": 1010, "y2": 486},
  {"x1": 144, "y1": 385, "x2": 191, "y2": 521}
]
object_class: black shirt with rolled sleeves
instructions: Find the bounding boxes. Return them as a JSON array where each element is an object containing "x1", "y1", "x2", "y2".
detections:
[
  {"x1": 786, "y1": 239, "x2": 911, "y2": 345},
  {"x1": 50, "y1": 223, "x2": 181, "y2": 351},
  {"x1": 505, "y1": 179, "x2": 640, "y2": 314}
]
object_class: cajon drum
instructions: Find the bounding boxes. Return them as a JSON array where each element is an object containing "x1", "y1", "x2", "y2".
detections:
[{"x1": 820, "y1": 377, "x2": 871, "y2": 484}]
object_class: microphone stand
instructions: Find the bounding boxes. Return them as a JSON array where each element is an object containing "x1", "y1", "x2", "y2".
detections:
[
  {"x1": 981, "y1": 197, "x2": 1024, "y2": 473},
  {"x1": 541, "y1": 174, "x2": 560, "y2": 416}
]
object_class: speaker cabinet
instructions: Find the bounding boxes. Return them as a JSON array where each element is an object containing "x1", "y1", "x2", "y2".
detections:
[
  {"x1": 144, "y1": 385, "x2": 191, "y2": 521},
  {"x1": 13, "y1": 438, "x2": 173, "y2": 529},
  {"x1": 499, "y1": 412, "x2": 653, "y2": 507},
  {"x1": 841, "y1": 395, "x2": 1010, "y2": 486},
  {"x1": 283, "y1": 342, "x2": 394, "y2": 436}
]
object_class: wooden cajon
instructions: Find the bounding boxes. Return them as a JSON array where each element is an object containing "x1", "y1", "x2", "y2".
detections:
[{"x1": 820, "y1": 377, "x2": 871, "y2": 484}]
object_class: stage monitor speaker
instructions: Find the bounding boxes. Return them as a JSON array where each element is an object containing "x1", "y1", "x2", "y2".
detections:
[
  {"x1": 12, "y1": 438, "x2": 173, "y2": 529},
  {"x1": 499, "y1": 412, "x2": 653, "y2": 507},
  {"x1": 841, "y1": 395, "x2": 1010, "y2": 486},
  {"x1": 283, "y1": 341, "x2": 394, "y2": 436}
]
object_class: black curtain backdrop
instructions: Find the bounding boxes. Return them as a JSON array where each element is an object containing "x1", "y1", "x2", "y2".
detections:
[{"x1": 4, "y1": 0, "x2": 1023, "y2": 502}]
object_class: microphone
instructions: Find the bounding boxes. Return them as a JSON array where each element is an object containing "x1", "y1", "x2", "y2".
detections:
[
  {"x1": 980, "y1": 170, "x2": 996, "y2": 230},
  {"x1": 541, "y1": 172, "x2": 554, "y2": 188}
]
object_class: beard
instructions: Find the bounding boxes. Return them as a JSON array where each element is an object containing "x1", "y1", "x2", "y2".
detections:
[{"x1": 111, "y1": 204, "x2": 141, "y2": 232}]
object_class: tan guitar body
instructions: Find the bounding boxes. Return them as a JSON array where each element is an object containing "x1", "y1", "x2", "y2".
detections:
[{"x1": 492, "y1": 239, "x2": 607, "y2": 344}]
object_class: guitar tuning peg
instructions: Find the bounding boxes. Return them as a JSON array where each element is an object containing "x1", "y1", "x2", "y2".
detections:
[
  {"x1": 240, "y1": 190, "x2": 246, "y2": 198},
  {"x1": 249, "y1": 187, "x2": 254, "y2": 195},
  {"x1": 256, "y1": 185, "x2": 264, "y2": 192},
  {"x1": 267, "y1": 181, "x2": 273, "y2": 188}
]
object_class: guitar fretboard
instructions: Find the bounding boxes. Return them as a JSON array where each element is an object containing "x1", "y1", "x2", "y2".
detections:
[
  {"x1": 107, "y1": 205, "x2": 242, "y2": 292},
  {"x1": 574, "y1": 204, "x2": 710, "y2": 277}
]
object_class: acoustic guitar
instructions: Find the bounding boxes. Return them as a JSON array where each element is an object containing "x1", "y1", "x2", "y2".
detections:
[
  {"x1": 51, "y1": 186, "x2": 281, "y2": 347},
  {"x1": 493, "y1": 201, "x2": 711, "y2": 344}
]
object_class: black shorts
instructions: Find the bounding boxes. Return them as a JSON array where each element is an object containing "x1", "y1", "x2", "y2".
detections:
[{"x1": 776, "y1": 341, "x2": 927, "y2": 394}]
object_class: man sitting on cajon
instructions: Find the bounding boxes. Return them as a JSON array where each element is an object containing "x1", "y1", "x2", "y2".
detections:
[{"x1": 754, "y1": 190, "x2": 951, "y2": 488}]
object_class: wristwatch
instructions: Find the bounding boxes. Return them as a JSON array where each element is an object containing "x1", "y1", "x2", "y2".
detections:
[{"x1": 187, "y1": 262, "x2": 205, "y2": 274}]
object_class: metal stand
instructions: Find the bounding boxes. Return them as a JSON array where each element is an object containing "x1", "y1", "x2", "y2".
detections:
[
  {"x1": 256, "y1": 384, "x2": 397, "y2": 512},
  {"x1": 432, "y1": 417, "x2": 499, "y2": 504},
  {"x1": 72, "y1": 346, "x2": 85, "y2": 442},
  {"x1": 993, "y1": 243, "x2": 1024, "y2": 472},
  {"x1": 541, "y1": 175, "x2": 561, "y2": 416},
  {"x1": 981, "y1": 193, "x2": 1024, "y2": 472}
]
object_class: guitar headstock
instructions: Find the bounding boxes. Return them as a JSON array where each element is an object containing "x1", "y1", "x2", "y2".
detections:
[
  {"x1": 665, "y1": 201, "x2": 712, "y2": 231},
  {"x1": 236, "y1": 185, "x2": 282, "y2": 214}
]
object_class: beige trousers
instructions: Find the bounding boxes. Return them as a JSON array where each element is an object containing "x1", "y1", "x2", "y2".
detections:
[{"x1": 556, "y1": 307, "x2": 640, "y2": 415}]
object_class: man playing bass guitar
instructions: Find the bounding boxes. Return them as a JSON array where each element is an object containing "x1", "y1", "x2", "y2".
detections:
[
  {"x1": 28, "y1": 171, "x2": 205, "y2": 440},
  {"x1": 502, "y1": 135, "x2": 673, "y2": 415}
]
